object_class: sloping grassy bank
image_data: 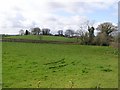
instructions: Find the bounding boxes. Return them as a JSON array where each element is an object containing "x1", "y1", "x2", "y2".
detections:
[{"x1": 2, "y1": 42, "x2": 118, "y2": 88}]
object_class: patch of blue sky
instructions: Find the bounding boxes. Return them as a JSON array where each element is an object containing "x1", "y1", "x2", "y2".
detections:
[{"x1": 85, "y1": 7, "x2": 117, "y2": 24}]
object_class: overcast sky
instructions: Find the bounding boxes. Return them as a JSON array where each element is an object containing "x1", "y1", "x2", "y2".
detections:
[{"x1": 0, "y1": 0, "x2": 118, "y2": 34}]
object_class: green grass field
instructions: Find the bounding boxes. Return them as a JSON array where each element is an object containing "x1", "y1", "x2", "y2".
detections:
[
  {"x1": 0, "y1": 42, "x2": 2, "y2": 89},
  {"x1": 2, "y1": 42, "x2": 118, "y2": 88},
  {"x1": 4, "y1": 35, "x2": 77, "y2": 42}
]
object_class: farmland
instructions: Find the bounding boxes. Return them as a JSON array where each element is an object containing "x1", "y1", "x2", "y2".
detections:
[
  {"x1": 0, "y1": 41, "x2": 2, "y2": 89},
  {"x1": 4, "y1": 35, "x2": 78, "y2": 42},
  {"x1": 2, "y1": 41, "x2": 118, "y2": 88}
]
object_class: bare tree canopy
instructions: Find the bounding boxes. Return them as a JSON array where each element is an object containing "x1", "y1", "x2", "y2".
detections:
[
  {"x1": 42, "y1": 28, "x2": 50, "y2": 35},
  {"x1": 96, "y1": 22, "x2": 117, "y2": 35},
  {"x1": 65, "y1": 29, "x2": 74, "y2": 37},
  {"x1": 57, "y1": 30, "x2": 63, "y2": 36},
  {"x1": 31, "y1": 27, "x2": 41, "y2": 35},
  {"x1": 19, "y1": 29, "x2": 24, "y2": 35}
]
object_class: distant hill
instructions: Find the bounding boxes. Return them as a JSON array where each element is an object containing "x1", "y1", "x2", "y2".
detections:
[{"x1": 3, "y1": 35, "x2": 78, "y2": 42}]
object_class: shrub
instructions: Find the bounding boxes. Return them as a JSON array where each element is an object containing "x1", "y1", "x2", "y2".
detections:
[{"x1": 93, "y1": 32, "x2": 110, "y2": 46}]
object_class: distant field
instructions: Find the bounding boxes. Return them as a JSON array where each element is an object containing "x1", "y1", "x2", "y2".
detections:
[
  {"x1": 4, "y1": 35, "x2": 78, "y2": 42},
  {"x1": 2, "y1": 42, "x2": 118, "y2": 88}
]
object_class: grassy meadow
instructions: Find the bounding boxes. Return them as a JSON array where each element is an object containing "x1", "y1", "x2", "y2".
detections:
[
  {"x1": 4, "y1": 35, "x2": 77, "y2": 42},
  {"x1": 2, "y1": 41, "x2": 118, "y2": 88},
  {"x1": 0, "y1": 41, "x2": 2, "y2": 89}
]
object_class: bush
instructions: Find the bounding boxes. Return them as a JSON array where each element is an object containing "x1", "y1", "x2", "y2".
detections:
[
  {"x1": 80, "y1": 32, "x2": 89, "y2": 45},
  {"x1": 93, "y1": 32, "x2": 110, "y2": 46}
]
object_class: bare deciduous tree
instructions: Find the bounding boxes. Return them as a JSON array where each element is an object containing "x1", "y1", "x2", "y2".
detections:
[
  {"x1": 96, "y1": 22, "x2": 117, "y2": 36},
  {"x1": 95, "y1": 22, "x2": 117, "y2": 46},
  {"x1": 42, "y1": 28, "x2": 50, "y2": 35},
  {"x1": 57, "y1": 30, "x2": 63, "y2": 36},
  {"x1": 19, "y1": 29, "x2": 24, "y2": 35},
  {"x1": 65, "y1": 29, "x2": 74, "y2": 37},
  {"x1": 31, "y1": 27, "x2": 41, "y2": 35},
  {"x1": 75, "y1": 26, "x2": 85, "y2": 42}
]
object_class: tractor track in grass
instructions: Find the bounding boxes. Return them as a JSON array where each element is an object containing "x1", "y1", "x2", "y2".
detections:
[{"x1": 1, "y1": 38, "x2": 80, "y2": 45}]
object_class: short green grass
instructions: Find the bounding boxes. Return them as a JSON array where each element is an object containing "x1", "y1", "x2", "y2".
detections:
[
  {"x1": 4, "y1": 35, "x2": 77, "y2": 42},
  {"x1": 2, "y1": 42, "x2": 118, "y2": 88},
  {"x1": 0, "y1": 42, "x2": 2, "y2": 89}
]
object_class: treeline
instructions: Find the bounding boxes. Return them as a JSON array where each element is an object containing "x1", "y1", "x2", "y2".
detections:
[
  {"x1": 19, "y1": 28, "x2": 51, "y2": 36},
  {"x1": 19, "y1": 22, "x2": 119, "y2": 46}
]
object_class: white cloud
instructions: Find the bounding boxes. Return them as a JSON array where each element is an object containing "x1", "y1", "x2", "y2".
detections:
[{"x1": 0, "y1": 0, "x2": 118, "y2": 34}]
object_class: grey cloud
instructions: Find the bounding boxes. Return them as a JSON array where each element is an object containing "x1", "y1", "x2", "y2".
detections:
[
  {"x1": 11, "y1": 14, "x2": 26, "y2": 28},
  {"x1": 47, "y1": 2, "x2": 65, "y2": 9},
  {"x1": 29, "y1": 21, "x2": 38, "y2": 28},
  {"x1": 5, "y1": 12, "x2": 26, "y2": 28},
  {"x1": 12, "y1": 6, "x2": 23, "y2": 12},
  {"x1": 46, "y1": 17, "x2": 57, "y2": 22},
  {"x1": 47, "y1": 2, "x2": 92, "y2": 15},
  {"x1": 47, "y1": 1, "x2": 117, "y2": 15}
]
